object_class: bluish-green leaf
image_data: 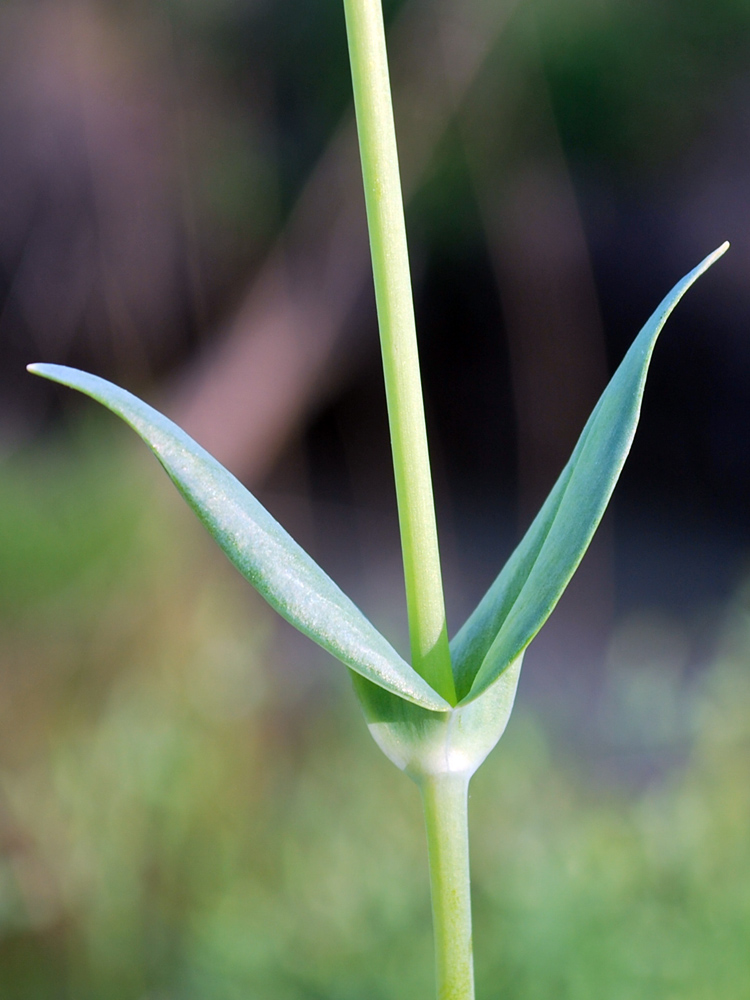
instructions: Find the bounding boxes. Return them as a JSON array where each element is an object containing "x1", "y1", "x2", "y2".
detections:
[
  {"x1": 27, "y1": 364, "x2": 450, "y2": 712},
  {"x1": 451, "y1": 243, "x2": 728, "y2": 705}
]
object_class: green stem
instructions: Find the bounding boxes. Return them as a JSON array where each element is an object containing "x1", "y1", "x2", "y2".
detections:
[
  {"x1": 421, "y1": 774, "x2": 475, "y2": 1000},
  {"x1": 342, "y1": 0, "x2": 456, "y2": 705}
]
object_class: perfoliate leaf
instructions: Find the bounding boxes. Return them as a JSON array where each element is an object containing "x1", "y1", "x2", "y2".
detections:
[
  {"x1": 451, "y1": 243, "x2": 728, "y2": 705},
  {"x1": 27, "y1": 364, "x2": 450, "y2": 712},
  {"x1": 352, "y1": 652, "x2": 523, "y2": 784}
]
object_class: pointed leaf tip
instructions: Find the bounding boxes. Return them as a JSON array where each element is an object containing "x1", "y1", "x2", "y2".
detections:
[
  {"x1": 28, "y1": 362, "x2": 450, "y2": 712},
  {"x1": 452, "y1": 244, "x2": 728, "y2": 705}
]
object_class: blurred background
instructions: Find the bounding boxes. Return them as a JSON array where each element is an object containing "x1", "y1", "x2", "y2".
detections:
[{"x1": 2, "y1": 0, "x2": 750, "y2": 995}]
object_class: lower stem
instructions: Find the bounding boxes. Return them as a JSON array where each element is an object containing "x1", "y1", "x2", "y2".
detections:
[{"x1": 420, "y1": 773, "x2": 475, "y2": 1000}]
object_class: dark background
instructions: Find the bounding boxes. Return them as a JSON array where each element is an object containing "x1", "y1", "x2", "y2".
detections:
[{"x1": 3, "y1": 0, "x2": 749, "y2": 586}]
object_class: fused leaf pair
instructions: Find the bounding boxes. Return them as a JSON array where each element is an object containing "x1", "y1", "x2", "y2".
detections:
[{"x1": 29, "y1": 243, "x2": 727, "y2": 776}]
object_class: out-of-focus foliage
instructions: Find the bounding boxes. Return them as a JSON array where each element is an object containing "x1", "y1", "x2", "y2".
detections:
[
  {"x1": 1, "y1": 433, "x2": 750, "y2": 998},
  {"x1": 2, "y1": 0, "x2": 750, "y2": 995}
]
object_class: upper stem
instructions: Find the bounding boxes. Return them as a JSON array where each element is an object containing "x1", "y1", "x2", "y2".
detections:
[{"x1": 342, "y1": 0, "x2": 456, "y2": 705}]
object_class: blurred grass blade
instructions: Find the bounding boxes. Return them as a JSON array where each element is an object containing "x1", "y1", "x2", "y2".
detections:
[
  {"x1": 452, "y1": 243, "x2": 728, "y2": 705},
  {"x1": 28, "y1": 364, "x2": 450, "y2": 712}
]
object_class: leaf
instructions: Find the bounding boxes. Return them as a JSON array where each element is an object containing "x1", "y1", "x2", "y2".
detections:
[
  {"x1": 27, "y1": 364, "x2": 450, "y2": 712},
  {"x1": 451, "y1": 243, "x2": 729, "y2": 705}
]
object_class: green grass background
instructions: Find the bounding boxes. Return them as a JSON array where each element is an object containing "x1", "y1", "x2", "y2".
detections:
[{"x1": 1, "y1": 429, "x2": 749, "y2": 999}]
